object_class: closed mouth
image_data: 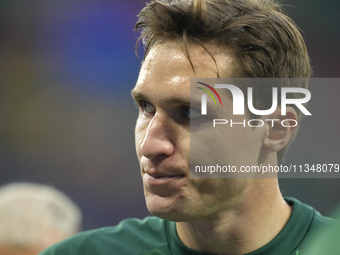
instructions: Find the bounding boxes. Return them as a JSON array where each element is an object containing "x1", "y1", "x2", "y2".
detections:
[{"x1": 148, "y1": 173, "x2": 185, "y2": 179}]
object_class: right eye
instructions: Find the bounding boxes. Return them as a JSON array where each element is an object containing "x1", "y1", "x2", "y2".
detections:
[{"x1": 140, "y1": 101, "x2": 156, "y2": 115}]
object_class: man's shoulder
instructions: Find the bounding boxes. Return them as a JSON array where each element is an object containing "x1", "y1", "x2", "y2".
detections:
[
  {"x1": 283, "y1": 197, "x2": 334, "y2": 255},
  {"x1": 39, "y1": 216, "x2": 172, "y2": 255},
  {"x1": 285, "y1": 197, "x2": 334, "y2": 224}
]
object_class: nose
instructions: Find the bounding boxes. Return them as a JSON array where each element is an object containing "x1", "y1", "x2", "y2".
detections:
[{"x1": 141, "y1": 113, "x2": 175, "y2": 159}]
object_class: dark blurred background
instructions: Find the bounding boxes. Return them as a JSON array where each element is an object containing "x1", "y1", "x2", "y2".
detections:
[{"x1": 0, "y1": 0, "x2": 339, "y2": 230}]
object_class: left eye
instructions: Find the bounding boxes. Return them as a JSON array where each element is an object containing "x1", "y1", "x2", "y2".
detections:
[{"x1": 180, "y1": 106, "x2": 201, "y2": 119}]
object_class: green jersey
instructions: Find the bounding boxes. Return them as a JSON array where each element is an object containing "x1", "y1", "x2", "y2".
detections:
[
  {"x1": 39, "y1": 198, "x2": 332, "y2": 255},
  {"x1": 304, "y1": 206, "x2": 340, "y2": 255}
]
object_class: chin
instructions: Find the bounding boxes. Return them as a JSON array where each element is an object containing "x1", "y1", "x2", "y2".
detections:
[{"x1": 145, "y1": 193, "x2": 194, "y2": 222}]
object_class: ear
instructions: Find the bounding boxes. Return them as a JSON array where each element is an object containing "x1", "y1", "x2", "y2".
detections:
[{"x1": 261, "y1": 107, "x2": 298, "y2": 153}]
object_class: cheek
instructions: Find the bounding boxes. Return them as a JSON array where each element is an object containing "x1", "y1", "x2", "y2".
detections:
[
  {"x1": 178, "y1": 132, "x2": 190, "y2": 160},
  {"x1": 135, "y1": 118, "x2": 148, "y2": 157}
]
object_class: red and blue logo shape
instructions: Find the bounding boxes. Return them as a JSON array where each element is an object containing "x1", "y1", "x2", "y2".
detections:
[
  {"x1": 196, "y1": 82, "x2": 223, "y2": 115},
  {"x1": 196, "y1": 82, "x2": 223, "y2": 106}
]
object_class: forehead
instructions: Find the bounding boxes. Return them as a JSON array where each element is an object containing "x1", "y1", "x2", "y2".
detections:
[{"x1": 132, "y1": 41, "x2": 233, "y2": 99}]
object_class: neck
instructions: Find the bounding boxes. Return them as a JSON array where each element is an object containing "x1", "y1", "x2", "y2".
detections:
[{"x1": 176, "y1": 178, "x2": 292, "y2": 255}]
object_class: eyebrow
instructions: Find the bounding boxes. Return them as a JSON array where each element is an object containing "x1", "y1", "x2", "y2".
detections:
[
  {"x1": 131, "y1": 89, "x2": 192, "y2": 105},
  {"x1": 131, "y1": 89, "x2": 145, "y2": 100}
]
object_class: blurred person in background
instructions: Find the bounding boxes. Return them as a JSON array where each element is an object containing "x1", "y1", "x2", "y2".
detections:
[{"x1": 0, "y1": 183, "x2": 82, "y2": 255}]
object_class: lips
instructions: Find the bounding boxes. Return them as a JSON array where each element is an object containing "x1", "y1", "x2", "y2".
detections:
[
  {"x1": 144, "y1": 171, "x2": 185, "y2": 186},
  {"x1": 141, "y1": 157, "x2": 187, "y2": 186},
  {"x1": 147, "y1": 172, "x2": 185, "y2": 179}
]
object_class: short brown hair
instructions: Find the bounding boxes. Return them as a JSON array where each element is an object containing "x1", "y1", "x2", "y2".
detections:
[{"x1": 135, "y1": 0, "x2": 311, "y2": 163}]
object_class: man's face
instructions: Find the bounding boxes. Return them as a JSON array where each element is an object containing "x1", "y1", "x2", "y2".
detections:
[{"x1": 132, "y1": 42, "x2": 266, "y2": 221}]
